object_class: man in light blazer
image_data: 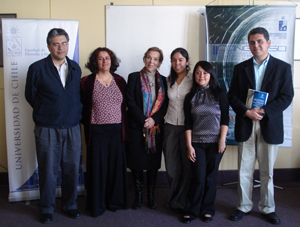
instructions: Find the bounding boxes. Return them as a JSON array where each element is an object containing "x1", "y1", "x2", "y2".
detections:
[{"x1": 228, "y1": 27, "x2": 294, "y2": 225}]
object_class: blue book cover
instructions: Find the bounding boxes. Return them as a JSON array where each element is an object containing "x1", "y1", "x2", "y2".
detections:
[{"x1": 246, "y1": 89, "x2": 269, "y2": 109}]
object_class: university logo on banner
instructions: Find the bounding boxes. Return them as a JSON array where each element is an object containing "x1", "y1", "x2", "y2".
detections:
[
  {"x1": 205, "y1": 5, "x2": 295, "y2": 147},
  {"x1": 2, "y1": 19, "x2": 84, "y2": 202}
]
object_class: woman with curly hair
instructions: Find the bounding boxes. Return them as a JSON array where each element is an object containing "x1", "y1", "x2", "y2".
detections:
[{"x1": 80, "y1": 47, "x2": 129, "y2": 217}]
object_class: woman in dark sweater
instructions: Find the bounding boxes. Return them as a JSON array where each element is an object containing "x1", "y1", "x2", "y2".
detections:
[
  {"x1": 80, "y1": 47, "x2": 129, "y2": 217},
  {"x1": 182, "y1": 61, "x2": 229, "y2": 223}
]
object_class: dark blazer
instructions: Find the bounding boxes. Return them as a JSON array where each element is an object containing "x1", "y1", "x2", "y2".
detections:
[
  {"x1": 126, "y1": 72, "x2": 168, "y2": 128},
  {"x1": 80, "y1": 73, "x2": 129, "y2": 145},
  {"x1": 126, "y1": 71, "x2": 168, "y2": 170},
  {"x1": 228, "y1": 55, "x2": 294, "y2": 144}
]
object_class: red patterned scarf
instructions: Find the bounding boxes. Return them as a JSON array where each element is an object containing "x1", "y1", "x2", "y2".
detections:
[{"x1": 140, "y1": 67, "x2": 165, "y2": 153}]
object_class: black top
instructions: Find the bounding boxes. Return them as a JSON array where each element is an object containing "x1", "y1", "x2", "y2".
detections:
[{"x1": 184, "y1": 87, "x2": 229, "y2": 143}]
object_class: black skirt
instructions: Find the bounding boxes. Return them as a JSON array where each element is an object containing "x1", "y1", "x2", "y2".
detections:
[
  {"x1": 86, "y1": 124, "x2": 129, "y2": 217},
  {"x1": 126, "y1": 126, "x2": 163, "y2": 170}
]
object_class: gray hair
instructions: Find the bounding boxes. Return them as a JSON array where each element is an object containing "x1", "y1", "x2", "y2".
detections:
[{"x1": 46, "y1": 28, "x2": 69, "y2": 45}]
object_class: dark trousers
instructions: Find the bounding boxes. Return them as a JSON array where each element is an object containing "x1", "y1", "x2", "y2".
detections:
[
  {"x1": 163, "y1": 123, "x2": 191, "y2": 209},
  {"x1": 86, "y1": 124, "x2": 129, "y2": 217},
  {"x1": 34, "y1": 124, "x2": 81, "y2": 214},
  {"x1": 185, "y1": 143, "x2": 224, "y2": 218}
]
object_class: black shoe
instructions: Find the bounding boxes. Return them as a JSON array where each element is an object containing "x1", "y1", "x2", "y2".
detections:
[
  {"x1": 90, "y1": 210, "x2": 105, "y2": 218},
  {"x1": 262, "y1": 212, "x2": 281, "y2": 225},
  {"x1": 147, "y1": 196, "x2": 157, "y2": 209},
  {"x1": 147, "y1": 185, "x2": 157, "y2": 209},
  {"x1": 172, "y1": 208, "x2": 184, "y2": 214},
  {"x1": 147, "y1": 170, "x2": 157, "y2": 209},
  {"x1": 229, "y1": 209, "x2": 250, "y2": 221},
  {"x1": 182, "y1": 214, "x2": 195, "y2": 224},
  {"x1": 203, "y1": 215, "x2": 213, "y2": 223},
  {"x1": 108, "y1": 206, "x2": 120, "y2": 212},
  {"x1": 64, "y1": 209, "x2": 82, "y2": 219},
  {"x1": 132, "y1": 191, "x2": 143, "y2": 210},
  {"x1": 132, "y1": 170, "x2": 143, "y2": 210},
  {"x1": 40, "y1": 213, "x2": 53, "y2": 224}
]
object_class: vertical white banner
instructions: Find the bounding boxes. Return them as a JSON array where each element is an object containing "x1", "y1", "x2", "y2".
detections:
[{"x1": 2, "y1": 19, "x2": 84, "y2": 202}]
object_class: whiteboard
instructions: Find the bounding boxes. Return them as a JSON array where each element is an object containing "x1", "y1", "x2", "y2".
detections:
[
  {"x1": 295, "y1": 18, "x2": 300, "y2": 60},
  {"x1": 106, "y1": 5, "x2": 206, "y2": 80}
]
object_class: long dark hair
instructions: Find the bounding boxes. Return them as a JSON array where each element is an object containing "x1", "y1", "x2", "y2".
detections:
[
  {"x1": 168, "y1": 48, "x2": 190, "y2": 88},
  {"x1": 189, "y1": 61, "x2": 221, "y2": 101},
  {"x1": 85, "y1": 47, "x2": 120, "y2": 74}
]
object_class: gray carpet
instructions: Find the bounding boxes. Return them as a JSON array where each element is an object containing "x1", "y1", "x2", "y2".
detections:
[{"x1": 1, "y1": 181, "x2": 300, "y2": 227}]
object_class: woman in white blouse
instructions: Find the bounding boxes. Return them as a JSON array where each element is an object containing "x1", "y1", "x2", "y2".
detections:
[{"x1": 163, "y1": 48, "x2": 193, "y2": 210}]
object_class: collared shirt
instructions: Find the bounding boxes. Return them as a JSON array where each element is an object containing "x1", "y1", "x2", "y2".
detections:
[
  {"x1": 253, "y1": 54, "x2": 269, "y2": 91},
  {"x1": 165, "y1": 71, "x2": 193, "y2": 126},
  {"x1": 53, "y1": 59, "x2": 68, "y2": 88}
]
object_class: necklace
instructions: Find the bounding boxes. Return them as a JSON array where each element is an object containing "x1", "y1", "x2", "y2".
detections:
[{"x1": 97, "y1": 74, "x2": 112, "y2": 87}]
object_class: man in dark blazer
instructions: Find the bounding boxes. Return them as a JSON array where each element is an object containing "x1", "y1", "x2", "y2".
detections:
[{"x1": 228, "y1": 27, "x2": 294, "y2": 225}]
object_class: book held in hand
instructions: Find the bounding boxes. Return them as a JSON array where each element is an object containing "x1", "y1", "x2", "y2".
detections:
[{"x1": 246, "y1": 89, "x2": 269, "y2": 109}]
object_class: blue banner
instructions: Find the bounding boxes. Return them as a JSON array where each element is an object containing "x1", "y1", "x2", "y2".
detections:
[{"x1": 205, "y1": 5, "x2": 295, "y2": 146}]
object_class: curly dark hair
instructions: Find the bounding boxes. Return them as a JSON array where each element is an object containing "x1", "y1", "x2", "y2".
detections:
[
  {"x1": 85, "y1": 47, "x2": 120, "y2": 74},
  {"x1": 167, "y1": 47, "x2": 190, "y2": 88}
]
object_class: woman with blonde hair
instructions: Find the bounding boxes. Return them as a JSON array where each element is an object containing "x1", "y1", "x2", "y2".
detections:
[{"x1": 126, "y1": 47, "x2": 168, "y2": 210}]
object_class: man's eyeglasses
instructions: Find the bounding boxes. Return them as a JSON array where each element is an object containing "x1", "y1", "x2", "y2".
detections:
[{"x1": 52, "y1": 42, "x2": 68, "y2": 47}]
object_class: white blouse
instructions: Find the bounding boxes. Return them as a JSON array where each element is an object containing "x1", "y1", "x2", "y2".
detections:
[{"x1": 164, "y1": 71, "x2": 193, "y2": 126}]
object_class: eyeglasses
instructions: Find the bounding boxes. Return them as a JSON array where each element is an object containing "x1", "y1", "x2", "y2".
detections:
[{"x1": 52, "y1": 42, "x2": 68, "y2": 47}]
